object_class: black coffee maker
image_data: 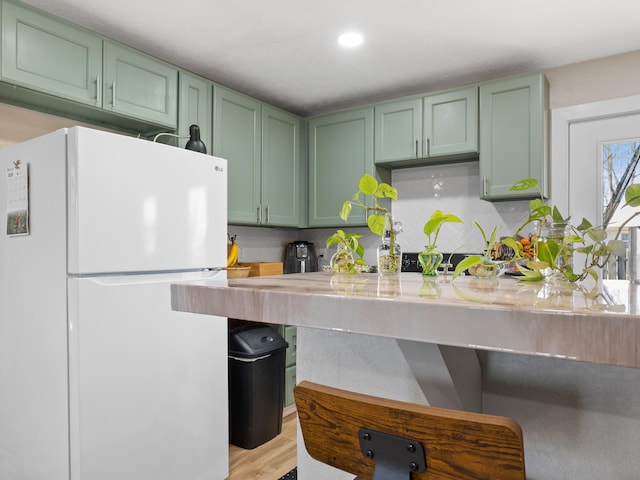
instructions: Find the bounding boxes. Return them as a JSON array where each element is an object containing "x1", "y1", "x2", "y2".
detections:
[{"x1": 284, "y1": 241, "x2": 318, "y2": 273}]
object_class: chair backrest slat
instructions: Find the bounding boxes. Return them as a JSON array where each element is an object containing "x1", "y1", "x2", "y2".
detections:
[{"x1": 294, "y1": 381, "x2": 526, "y2": 480}]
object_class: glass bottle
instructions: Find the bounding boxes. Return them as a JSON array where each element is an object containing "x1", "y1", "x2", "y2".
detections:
[{"x1": 377, "y1": 215, "x2": 402, "y2": 275}]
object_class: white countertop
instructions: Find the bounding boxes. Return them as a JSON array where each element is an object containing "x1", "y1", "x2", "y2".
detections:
[{"x1": 171, "y1": 272, "x2": 640, "y2": 368}]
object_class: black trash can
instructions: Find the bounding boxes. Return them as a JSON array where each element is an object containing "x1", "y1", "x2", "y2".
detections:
[{"x1": 228, "y1": 324, "x2": 288, "y2": 449}]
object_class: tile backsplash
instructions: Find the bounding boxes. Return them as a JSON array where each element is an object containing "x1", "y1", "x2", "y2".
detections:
[{"x1": 232, "y1": 161, "x2": 532, "y2": 268}]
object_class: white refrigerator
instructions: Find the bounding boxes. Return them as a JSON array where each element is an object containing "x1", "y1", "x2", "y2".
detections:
[{"x1": 0, "y1": 127, "x2": 229, "y2": 480}]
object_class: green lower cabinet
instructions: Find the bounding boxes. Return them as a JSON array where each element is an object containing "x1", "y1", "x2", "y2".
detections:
[
  {"x1": 285, "y1": 365, "x2": 296, "y2": 407},
  {"x1": 479, "y1": 73, "x2": 548, "y2": 200},
  {"x1": 308, "y1": 107, "x2": 376, "y2": 227},
  {"x1": 275, "y1": 325, "x2": 297, "y2": 407},
  {"x1": 1, "y1": 0, "x2": 102, "y2": 106},
  {"x1": 103, "y1": 41, "x2": 178, "y2": 128},
  {"x1": 178, "y1": 71, "x2": 212, "y2": 151}
]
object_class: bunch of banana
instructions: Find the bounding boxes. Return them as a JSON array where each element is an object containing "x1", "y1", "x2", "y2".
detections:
[{"x1": 227, "y1": 234, "x2": 238, "y2": 267}]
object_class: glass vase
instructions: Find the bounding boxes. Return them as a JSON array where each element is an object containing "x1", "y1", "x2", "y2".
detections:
[
  {"x1": 330, "y1": 245, "x2": 354, "y2": 273},
  {"x1": 418, "y1": 245, "x2": 443, "y2": 277},
  {"x1": 377, "y1": 215, "x2": 402, "y2": 275},
  {"x1": 540, "y1": 220, "x2": 572, "y2": 283}
]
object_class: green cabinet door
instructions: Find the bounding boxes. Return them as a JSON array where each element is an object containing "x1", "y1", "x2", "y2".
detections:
[
  {"x1": 178, "y1": 71, "x2": 212, "y2": 151},
  {"x1": 1, "y1": 1, "x2": 102, "y2": 106},
  {"x1": 424, "y1": 86, "x2": 478, "y2": 158},
  {"x1": 213, "y1": 86, "x2": 262, "y2": 224},
  {"x1": 308, "y1": 107, "x2": 374, "y2": 227},
  {"x1": 103, "y1": 41, "x2": 178, "y2": 128},
  {"x1": 262, "y1": 106, "x2": 301, "y2": 227},
  {"x1": 479, "y1": 73, "x2": 548, "y2": 200},
  {"x1": 374, "y1": 98, "x2": 422, "y2": 163}
]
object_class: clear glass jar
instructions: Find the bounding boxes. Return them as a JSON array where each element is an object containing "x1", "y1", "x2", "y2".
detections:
[
  {"x1": 377, "y1": 215, "x2": 402, "y2": 275},
  {"x1": 540, "y1": 220, "x2": 572, "y2": 282}
]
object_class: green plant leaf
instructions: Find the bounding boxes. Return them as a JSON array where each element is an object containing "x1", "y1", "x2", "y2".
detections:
[
  {"x1": 551, "y1": 206, "x2": 569, "y2": 223},
  {"x1": 576, "y1": 219, "x2": 592, "y2": 232},
  {"x1": 529, "y1": 204, "x2": 551, "y2": 220},
  {"x1": 607, "y1": 239, "x2": 626, "y2": 257},
  {"x1": 536, "y1": 240, "x2": 558, "y2": 267},
  {"x1": 368, "y1": 213, "x2": 386, "y2": 236},
  {"x1": 625, "y1": 183, "x2": 640, "y2": 207},
  {"x1": 453, "y1": 255, "x2": 483, "y2": 279},
  {"x1": 510, "y1": 178, "x2": 538, "y2": 192},
  {"x1": 376, "y1": 183, "x2": 398, "y2": 200},
  {"x1": 515, "y1": 266, "x2": 545, "y2": 282},
  {"x1": 359, "y1": 174, "x2": 378, "y2": 195},
  {"x1": 340, "y1": 201, "x2": 352, "y2": 222},
  {"x1": 442, "y1": 213, "x2": 463, "y2": 224},
  {"x1": 423, "y1": 210, "x2": 445, "y2": 236},
  {"x1": 585, "y1": 227, "x2": 607, "y2": 243}
]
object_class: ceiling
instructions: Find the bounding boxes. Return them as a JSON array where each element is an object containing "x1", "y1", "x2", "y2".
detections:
[{"x1": 20, "y1": 0, "x2": 640, "y2": 117}]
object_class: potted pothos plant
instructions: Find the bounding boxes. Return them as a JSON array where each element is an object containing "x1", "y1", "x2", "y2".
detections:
[
  {"x1": 453, "y1": 222, "x2": 506, "y2": 278},
  {"x1": 454, "y1": 178, "x2": 628, "y2": 283},
  {"x1": 338, "y1": 173, "x2": 400, "y2": 274},
  {"x1": 325, "y1": 229, "x2": 366, "y2": 273},
  {"x1": 419, "y1": 210, "x2": 463, "y2": 276}
]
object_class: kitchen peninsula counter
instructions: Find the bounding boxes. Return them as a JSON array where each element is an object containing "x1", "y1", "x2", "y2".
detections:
[
  {"x1": 171, "y1": 272, "x2": 640, "y2": 369},
  {"x1": 171, "y1": 272, "x2": 640, "y2": 479}
]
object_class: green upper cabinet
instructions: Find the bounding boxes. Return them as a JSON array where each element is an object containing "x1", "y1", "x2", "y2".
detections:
[
  {"x1": 424, "y1": 86, "x2": 478, "y2": 158},
  {"x1": 214, "y1": 86, "x2": 262, "y2": 225},
  {"x1": 214, "y1": 86, "x2": 301, "y2": 226},
  {"x1": 261, "y1": 106, "x2": 301, "y2": 227},
  {"x1": 178, "y1": 71, "x2": 212, "y2": 151},
  {"x1": 374, "y1": 97, "x2": 422, "y2": 163},
  {"x1": 374, "y1": 86, "x2": 478, "y2": 168},
  {"x1": 308, "y1": 107, "x2": 375, "y2": 227},
  {"x1": 1, "y1": 0, "x2": 102, "y2": 106},
  {"x1": 103, "y1": 41, "x2": 178, "y2": 128},
  {"x1": 479, "y1": 73, "x2": 548, "y2": 200}
]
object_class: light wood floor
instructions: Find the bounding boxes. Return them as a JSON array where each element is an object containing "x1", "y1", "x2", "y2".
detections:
[{"x1": 228, "y1": 411, "x2": 297, "y2": 479}]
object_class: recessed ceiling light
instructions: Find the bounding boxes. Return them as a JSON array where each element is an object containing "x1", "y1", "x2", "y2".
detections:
[{"x1": 338, "y1": 32, "x2": 363, "y2": 48}]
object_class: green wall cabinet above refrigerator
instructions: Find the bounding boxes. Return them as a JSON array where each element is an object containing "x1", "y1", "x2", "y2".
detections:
[
  {"x1": 374, "y1": 86, "x2": 478, "y2": 168},
  {"x1": 1, "y1": 0, "x2": 178, "y2": 132},
  {"x1": 214, "y1": 85, "x2": 301, "y2": 227},
  {"x1": 102, "y1": 41, "x2": 177, "y2": 128},
  {"x1": 479, "y1": 72, "x2": 548, "y2": 200},
  {"x1": 178, "y1": 71, "x2": 212, "y2": 151},
  {"x1": 1, "y1": 0, "x2": 102, "y2": 107}
]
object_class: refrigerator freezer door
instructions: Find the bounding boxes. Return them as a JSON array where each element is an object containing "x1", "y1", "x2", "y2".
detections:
[
  {"x1": 67, "y1": 127, "x2": 227, "y2": 275},
  {"x1": 67, "y1": 270, "x2": 228, "y2": 480}
]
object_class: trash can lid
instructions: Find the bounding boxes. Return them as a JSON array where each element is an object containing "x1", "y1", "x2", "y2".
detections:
[{"x1": 228, "y1": 325, "x2": 288, "y2": 358}]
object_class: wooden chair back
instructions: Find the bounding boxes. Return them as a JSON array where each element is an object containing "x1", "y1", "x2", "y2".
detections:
[{"x1": 294, "y1": 381, "x2": 526, "y2": 480}]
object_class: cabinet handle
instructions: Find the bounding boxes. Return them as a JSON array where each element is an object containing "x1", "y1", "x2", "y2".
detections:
[
  {"x1": 266, "y1": 206, "x2": 270, "y2": 224},
  {"x1": 415, "y1": 139, "x2": 419, "y2": 157},
  {"x1": 426, "y1": 137, "x2": 431, "y2": 157},
  {"x1": 482, "y1": 176, "x2": 488, "y2": 196},
  {"x1": 96, "y1": 76, "x2": 101, "y2": 105},
  {"x1": 257, "y1": 205, "x2": 262, "y2": 224},
  {"x1": 112, "y1": 82, "x2": 116, "y2": 108}
]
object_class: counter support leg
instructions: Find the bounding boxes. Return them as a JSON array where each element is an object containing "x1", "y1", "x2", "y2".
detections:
[{"x1": 396, "y1": 340, "x2": 482, "y2": 412}]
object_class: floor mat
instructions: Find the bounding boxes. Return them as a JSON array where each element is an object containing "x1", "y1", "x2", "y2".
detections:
[{"x1": 278, "y1": 467, "x2": 297, "y2": 480}]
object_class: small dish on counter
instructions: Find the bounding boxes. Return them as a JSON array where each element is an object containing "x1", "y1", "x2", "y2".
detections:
[{"x1": 225, "y1": 266, "x2": 252, "y2": 279}]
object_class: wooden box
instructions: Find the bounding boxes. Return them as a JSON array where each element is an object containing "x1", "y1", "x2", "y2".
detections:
[{"x1": 237, "y1": 262, "x2": 283, "y2": 277}]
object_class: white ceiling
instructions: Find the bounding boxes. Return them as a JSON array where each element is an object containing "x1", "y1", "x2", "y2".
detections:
[{"x1": 20, "y1": 0, "x2": 640, "y2": 117}]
